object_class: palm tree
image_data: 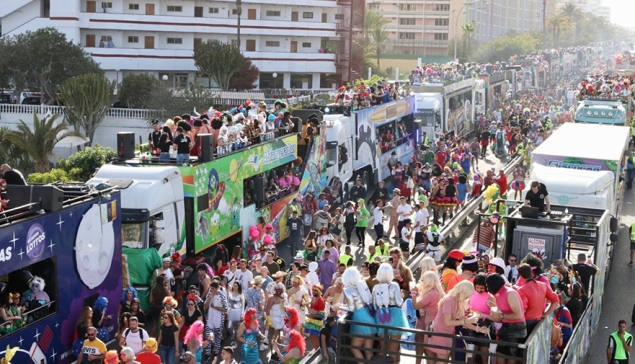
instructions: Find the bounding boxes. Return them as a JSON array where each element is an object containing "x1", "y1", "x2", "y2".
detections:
[
  {"x1": 0, "y1": 127, "x2": 33, "y2": 174},
  {"x1": 546, "y1": 13, "x2": 570, "y2": 47},
  {"x1": 460, "y1": 22, "x2": 476, "y2": 59},
  {"x1": 371, "y1": 26, "x2": 389, "y2": 69},
  {"x1": 4, "y1": 112, "x2": 79, "y2": 173},
  {"x1": 559, "y1": 3, "x2": 582, "y2": 45},
  {"x1": 364, "y1": 10, "x2": 390, "y2": 69}
]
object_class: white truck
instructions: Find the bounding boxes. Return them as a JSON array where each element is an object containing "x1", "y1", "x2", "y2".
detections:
[{"x1": 528, "y1": 122, "x2": 629, "y2": 216}]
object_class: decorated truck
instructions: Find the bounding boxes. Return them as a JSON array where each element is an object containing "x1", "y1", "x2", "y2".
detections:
[{"x1": 88, "y1": 132, "x2": 303, "y2": 307}]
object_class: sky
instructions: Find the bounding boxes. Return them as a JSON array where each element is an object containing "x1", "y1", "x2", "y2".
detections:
[{"x1": 602, "y1": 0, "x2": 635, "y2": 28}]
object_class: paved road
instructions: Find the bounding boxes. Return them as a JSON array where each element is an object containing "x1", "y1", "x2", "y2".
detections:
[{"x1": 584, "y1": 186, "x2": 634, "y2": 364}]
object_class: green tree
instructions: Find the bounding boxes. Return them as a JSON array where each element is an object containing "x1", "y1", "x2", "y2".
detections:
[
  {"x1": 461, "y1": 22, "x2": 476, "y2": 60},
  {"x1": 193, "y1": 42, "x2": 245, "y2": 91},
  {"x1": 546, "y1": 13, "x2": 570, "y2": 47},
  {"x1": 27, "y1": 168, "x2": 73, "y2": 184},
  {"x1": 4, "y1": 112, "x2": 78, "y2": 173},
  {"x1": 559, "y1": 3, "x2": 582, "y2": 45},
  {"x1": 56, "y1": 145, "x2": 117, "y2": 181},
  {"x1": 473, "y1": 33, "x2": 539, "y2": 63},
  {"x1": 0, "y1": 127, "x2": 33, "y2": 174},
  {"x1": 117, "y1": 73, "x2": 164, "y2": 108},
  {"x1": 371, "y1": 26, "x2": 390, "y2": 70},
  {"x1": 145, "y1": 83, "x2": 219, "y2": 122},
  {"x1": 228, "y1": 59, "x2": 260, "y2": 91},
  {"x1": 58, "y1": 73, "x2": 115, "y2": 147},
  {"x1": 0, "y1": 27, "x2": 102, "y2": 103},
  {"x1": 364, "y1": 10, "x2": 390, "y2": 71}
]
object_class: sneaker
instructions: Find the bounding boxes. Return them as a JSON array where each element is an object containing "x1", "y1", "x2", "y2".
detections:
[
  {"x1": 630, "y1": 262, "x2": 634, "y2": 267},
  {"x1": 259, "y1": 342, "x2": 269, "y2": 351}
]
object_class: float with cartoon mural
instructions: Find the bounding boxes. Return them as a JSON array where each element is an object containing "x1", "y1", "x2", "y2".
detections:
[{"x1": 0, "y1": 187, "x2": 122, "y2": 364}]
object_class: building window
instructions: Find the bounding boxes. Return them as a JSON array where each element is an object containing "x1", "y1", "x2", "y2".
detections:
[
  {"x1": 265, "y1": 41, "x2": 280, "y2": 47},
  {"x1": 434, "y1": 33, "x2": 448, "y2": 40},
  {"x1": 398, "y1": 4, "x2": 414, "y2": 10},
  {"x1": 167, "y1": 37, "x2": 183, "y2": 44},
  {"x1": 266, "y1": 10, "x2": 281, "y2": 16},
  {"x1": 302, "y1": 42, "x2": 311, "y2": 48},
  {"x1": 167, "y1": 5, "x2": 182, "y2": 12},
  {"x1": 434, "y1": 4, "x2": 450, "y2": 11},
  {"x1": 368, "y1": 3, "x2": 379, "y2": 10},
  {"x1": 335, "y1": 14, "x2": 344, "y2": 20},
  {"x1": 209, "y1": 7, "x2": 219, "y2": 14},
  {"x1": 101, "y1": 2, "x2": 112, "y2": 8},
  {"x1": 399, "y1": 32, "x2": 415, "y2": 39},
  {"x1": 434, "y1": 18, "x2": 449, "y2": 26},
  {"x1": 231, "y1": 39, "x2": 239, "y2": 47},
  {"x1": 303, "y1": 12, "x2": 313, "y2": 19},
  {"x1": 232, "y1": 9, "x2": 238, "y2": 15},
  {"x1": 128, "y1": 4, "x2": 139, "y2": 10},
  {"x1": 128, "y1": 36, "x2": 139, "y2": 43},
  {"x1": 399, "y1": 18, "x2": 416, "y2": 25},
  {"x1": 290, "y1": 73, "x2": 313, "y2": 89}
]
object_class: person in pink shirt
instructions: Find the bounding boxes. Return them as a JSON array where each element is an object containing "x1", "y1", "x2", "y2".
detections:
[
  {"x1": 515, "y1": 253, "x2": 552, "y2": 288},
  {"x1": 411, "y1": 271, "x2": 444, "y2": 364},
  {"x1": 516, "y1": 263, "x2": 559, "y2": 334},
  {"x1": 468, "y1": 274, "x2": 495, "y2": 364},
  {"x1": 485, "y1": 274, "x2": 527, "y2": 364}
]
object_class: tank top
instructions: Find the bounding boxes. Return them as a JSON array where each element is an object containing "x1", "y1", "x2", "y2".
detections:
[{"x1": 495, "y1": 286, "x2": 524, "y2": 323}]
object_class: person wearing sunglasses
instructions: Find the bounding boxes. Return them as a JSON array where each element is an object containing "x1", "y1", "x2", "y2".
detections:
[
  {"x1": 504, "y1": 254, "x2": 519, "y2": 284},
  {"x1": 77, "y1": 326, "x2": 107, "y2": 364}
]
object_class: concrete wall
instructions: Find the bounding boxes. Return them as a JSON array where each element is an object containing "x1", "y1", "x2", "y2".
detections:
[{"x1": 0, "y1": 112, "x2": 151, "y2": 160}]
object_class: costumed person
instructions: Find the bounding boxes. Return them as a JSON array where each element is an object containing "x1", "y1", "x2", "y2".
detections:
[
  {"x1": 183, "y1": 320, "x2": 213, "y2": 364},
  {"x1": 0, "y1": 293, "x2": 24, "y2": 334},
  {"x1": 119, "y1": 287, "x2": 139, "y2": 318},
  {"x1": 21, "y1": 275, "x2": 50, "y2": 322},
  {"x1": 286, "y1": 276, "x2": 309, "y2": 333},
  {"x1": 307, "y1": 262, "x2": 319, "y2": 289},
  {"x1": 236, "y1": 308, "x2": 266, "y2": 364},
  {"x1": 372, "y1": 263, "x2": 409, "y2": 363},
  {"x1": 342, "y1": 267, "x2": 376, "y2": 363},
  {"x1": 104, "y1": 350, "x2": 119, "y2": 364},
  {"x1": 283, "y1": 307, "x2": 302, "y2": 336},
  {"x1": 92, "y1": 296, "x2": 113, "y2": 342},
  {"x1": 272, "y1": 330, "x2": 306, "y2": 364},
  {"x1": 304, "y1": 285, "x2": 326, "y2": 351},
  {"x1": 161, "y1": 296, "x2": 181, "y2": 325}
]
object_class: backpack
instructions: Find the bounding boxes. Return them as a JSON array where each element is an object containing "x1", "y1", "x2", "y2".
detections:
[
  {"x1": 123, "y1": 328, "x2": 146, "y2": 345},
  {"x1": 429, "y1": 232, "x2": 441, "y2": 247}
]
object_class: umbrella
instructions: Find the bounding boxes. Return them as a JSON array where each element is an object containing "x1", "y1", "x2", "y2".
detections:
[{"x1": 56, "y1": 134, "x2": 90, "y2": 157}]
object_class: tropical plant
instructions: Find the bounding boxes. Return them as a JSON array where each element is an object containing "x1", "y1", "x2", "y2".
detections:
[
  {"x1": 3, "y1": 112, "x2": 79, "y2": 173},
  {"x1": 56, "y1": 145, "x2": 117, "y2": 181},
  {"x1": 546, "y1": 13, "x2": 570, "y2": 47},
  {"x1": 117, "y1": 73, "x2": 164, "y2": 109},
  {"x1": 461, "y1": 22, "x2": 476, "y2": 60},
  {"x1": 57, "y1": 73, "x2": 115, "y2": 146},
  {"x1": 0, "y1": 127, "x2": 33, "y2": 174},
  {"x1": 473, "y1": 33, "x2": 539, "y2": 63},
  {"x1": 363, "y1": 10, "x2": 390, "y2": 72},
  {"x1": 559, "y1": 3, "x2": 583, "y2": 45},
  {"x1": 371, "y1": 26, "x2": 390, "y2": 69},
  {"x1": 228, "y1": 59, "x2": 260, "y2": 91},
  {"x1": 27, "y1": 168, "x2": 73, "y2": 184}
]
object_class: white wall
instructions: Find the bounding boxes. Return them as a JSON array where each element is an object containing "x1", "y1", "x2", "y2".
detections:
[
  {"x1": 0, "y1": 113, "x2": 150, "y2": 161},
  {"x1": 2, "y1": 0, "x2": 41, "y2": 34}
]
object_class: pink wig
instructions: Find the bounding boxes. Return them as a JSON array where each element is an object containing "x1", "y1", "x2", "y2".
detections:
[{"x1": 183, "y1": 321, "x2": 204, "y2": 347}]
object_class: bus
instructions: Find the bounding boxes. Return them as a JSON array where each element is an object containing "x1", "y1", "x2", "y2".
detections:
[{"x1": 0, "y1": 184, "x2": 122, "y2": 364}]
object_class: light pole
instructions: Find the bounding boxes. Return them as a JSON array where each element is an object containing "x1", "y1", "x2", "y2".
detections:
[
  {"x1": 236, "y1": 0, "x2": 242, "y2": 48},
  {"x1": 422, "y1": 2, "x2": 426, "y2": 57},
  {"x1": 453, "y1": 0, "x2": 488, "y2": 62},
  {"x1": 272, "y1": 72, "x2": 278, "y2": 90}
]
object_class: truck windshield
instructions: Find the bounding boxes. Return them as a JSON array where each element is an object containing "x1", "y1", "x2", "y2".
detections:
[
  {"x1": 415, "y1": 112, "x2": 435, "y2": 126},
  {"x1": 122, "y1": 222, "x2": 147, "y2": 249}
]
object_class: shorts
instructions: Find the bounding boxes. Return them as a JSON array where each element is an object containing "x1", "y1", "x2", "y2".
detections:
[
  {"x1": 426, "y1": 248, "x2": 441, "y2": 262},
  {"x1": 473, "y1": 242, "x2": 491, "y2": 255},
  {"x1": 630, "y1": 242, "x2": 635, "y2": 251},
  {"x1": 400, "y1": 239, "x2": 410, "y2": 252},
  {"x1": 496, "y1": 322, "x2": 527, "y2": 357}
]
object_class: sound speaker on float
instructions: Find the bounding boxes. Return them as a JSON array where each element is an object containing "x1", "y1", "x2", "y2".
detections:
[
  {"x1": 253, "y1": 175, "x2": 266, "y2": 203},
  {"x1": 198, "y1": 134, "x2": 214, "y2": 162},
  {"x1": 117, "y1": 132, "x2": 135, "y2": 160}
]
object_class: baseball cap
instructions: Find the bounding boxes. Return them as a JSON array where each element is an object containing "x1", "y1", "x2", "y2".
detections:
[{"x1": 448, "y1": 249, "x2": 464, "y2": 261}]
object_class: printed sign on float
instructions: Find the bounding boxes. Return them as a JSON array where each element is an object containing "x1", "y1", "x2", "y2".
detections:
[{"x1": 528, "y1": 237, "x2": 546, "y2": 260}]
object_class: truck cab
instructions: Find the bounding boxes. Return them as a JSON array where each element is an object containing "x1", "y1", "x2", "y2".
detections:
[
  {"x1": 88, "y1": 165, "x2": 185, "y2": 256},
  {"x1": 575, "y1": 97, "x2": 627, "y2": 126},
  {"x1": 414, "y1": 92, "x2": 443, "y2": 143}
]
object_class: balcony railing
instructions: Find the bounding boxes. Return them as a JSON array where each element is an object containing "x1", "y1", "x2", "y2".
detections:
[{"x1": 0, "y1": 104, "x2": 156, "y2": 119}]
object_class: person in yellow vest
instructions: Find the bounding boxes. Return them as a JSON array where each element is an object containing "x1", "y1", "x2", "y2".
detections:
[
  {"x1": 339, "y1": 245, "x2": 354, "y2": 267},
  {"x1": 376, "y1": 239, "x2": 391, "y2": 258},
  {"x1": 366, "y1": 245, "x2": 382, "y2": 263},
  {"x1": 607, "y1": 320, "x2": 632, "y2": 364}
]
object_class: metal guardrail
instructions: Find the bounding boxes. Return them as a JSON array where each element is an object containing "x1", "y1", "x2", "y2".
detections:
[{"x1": 406, "y1": 154, "x2": 523, "y2": 275}]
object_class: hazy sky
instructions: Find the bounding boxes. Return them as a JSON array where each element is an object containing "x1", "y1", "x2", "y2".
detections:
[{"x1": 603, "y1": 0, "x2": 634, "y2": 27}]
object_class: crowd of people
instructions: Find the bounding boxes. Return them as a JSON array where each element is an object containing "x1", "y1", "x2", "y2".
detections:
[{"x1": 145, "y1": 99, "x2": 296, "y2": 163}]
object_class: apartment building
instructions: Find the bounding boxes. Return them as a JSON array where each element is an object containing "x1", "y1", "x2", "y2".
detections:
[
  {"x1": 464, "y1": 0, "x2": 546, "y2": 44},
  {"x1": 555, "y1": 0, "x2": 611, "y2": 21},
  {"x1": 368, "y1": 0, "x2": 452, "y2": 56},
  {"x1": 0, "y1": 0, "x2": 352, "y2": 90}
]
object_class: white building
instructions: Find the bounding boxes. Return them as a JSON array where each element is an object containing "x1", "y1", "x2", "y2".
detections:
[
  {"x1": 0, "y1": 0, "x2": 346, "y2": 90},
  {"x1": 554, "y1": 0, "x2": 611, "y2": 21}
]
